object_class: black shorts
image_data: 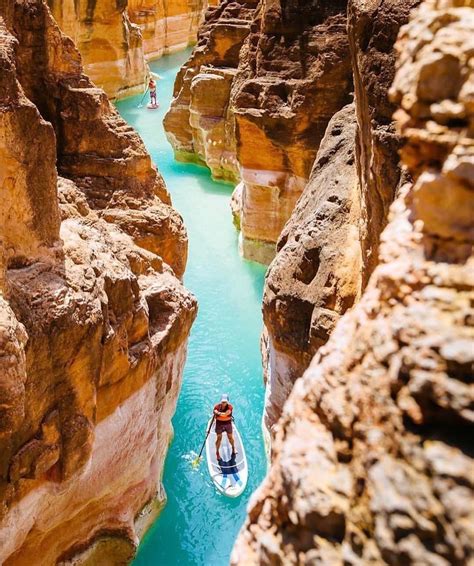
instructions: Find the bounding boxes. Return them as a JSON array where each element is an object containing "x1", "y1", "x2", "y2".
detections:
[{"x1": 215, "y1": 420, "x2": 232, "y2": 435}]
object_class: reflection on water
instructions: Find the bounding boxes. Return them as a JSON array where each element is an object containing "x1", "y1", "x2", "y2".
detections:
[{"x1": 116, "y1": 49, "x2": 267, "y2": 566}]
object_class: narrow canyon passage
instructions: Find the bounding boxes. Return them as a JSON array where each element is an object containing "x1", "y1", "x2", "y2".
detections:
[{"x1": 116, "y1": 50, "x2": 267, "y2": 566}]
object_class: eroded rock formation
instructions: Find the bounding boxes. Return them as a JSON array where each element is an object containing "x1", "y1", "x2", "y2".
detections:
[
  {"x1": 261, "y1": 103, "x2": 363, "y2": 432},
  {"x1": 129, "y1": 0, "x2": 214, "y2": 61},
  {"x1": 233, "y1": 0, "x2": 474, "y2": 563},
  {"x1": 164, "y1": 0, "x2": 353, "y2": 263},
  {"x1": 47, "y1": 0, "x2": 212, "y2": 99},
  {"x1": 261, "y1": 0, "x2": 421, "y2": 432},
  {"x1": 0, "y1": 1, "x2": 197, "y2": 563},
  {"x1": 231, "y1": 0, "x2": 352, "y2": 263},
  {"x1": 164, "y1": 0, "x2": 259, "y2": 183}
]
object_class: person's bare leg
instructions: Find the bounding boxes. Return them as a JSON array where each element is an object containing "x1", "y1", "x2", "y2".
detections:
[
  {"x1": 216, "y1": 433, "x2": 222, "y2": 458},
  {"x1": 228, "y1": 432, "x2": 236, "y2": 454}
]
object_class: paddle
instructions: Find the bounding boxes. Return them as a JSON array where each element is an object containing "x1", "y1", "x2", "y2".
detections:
[
  {"x1": 137, "y1": 86, "x2": 149, "y2": 108},
  {"x1": 192, "y1": 414, "x2": 215, "y2": 468}
]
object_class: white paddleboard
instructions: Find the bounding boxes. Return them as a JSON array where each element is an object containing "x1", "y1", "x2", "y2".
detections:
[
  {"x1": 205, "y1": 418, "x2": 248, "y2": 498},
  {"x1": 147, "y1": 103, "x2": 159, "y2": 109}
]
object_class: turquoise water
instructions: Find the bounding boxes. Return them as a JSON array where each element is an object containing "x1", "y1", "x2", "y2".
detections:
[{"x1": 116, "y1": 50, "x2": 267, "y2": 566}]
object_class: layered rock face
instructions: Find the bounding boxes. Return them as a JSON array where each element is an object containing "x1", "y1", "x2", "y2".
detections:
[
  {"x1": 128, "y1": 0, "x2": 213, "y2": 61},
  {"x1": 47, "y1": 0, "x2": 148, "y2": 98},
  {"x1": 47, "y1": 0, "x2": 212, "y2": 99},
  {"x1": 261, "y1": 0, "x2": 420, "y2": 432},
  {"x1": 233, "y1": 1, "x2": 474, "y2": 563},
  {"x1": 164, "y1": 0, "x2": 353, "y2": 263},
  {"x1": 0, "y1": 1, "x2": 196, "y2": 563},
  {"x1": 231, "y1": 0, "x2": 353, "y2": 263},
  {"x1": 164, "y1": 0, "x2": 259, "y2": 183}
]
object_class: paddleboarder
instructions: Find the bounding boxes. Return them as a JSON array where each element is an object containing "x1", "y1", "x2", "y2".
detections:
[
  {"x1": 214, "y1": 394, "x2": 236, "y2": 460},
  {"x1": 148, "y1": 77, "x2": 157, "y2": 107}
]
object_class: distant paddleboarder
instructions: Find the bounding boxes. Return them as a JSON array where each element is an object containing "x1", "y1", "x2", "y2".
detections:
[
  {"x1": 148, "y1": 77, "x2": 157, "y2": 107},
  {"x1": 214, "y1": 394, "x2": 236, "y2": 460}
]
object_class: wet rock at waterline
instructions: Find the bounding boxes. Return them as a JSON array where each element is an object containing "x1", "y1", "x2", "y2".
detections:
[
  {"x1": 0, "y1": 2, "x2": 197, "y2": 563},
  {"x1": 164, "y1": 0, "x2": 258, "y2": 184},
  {"x1": 233, "y1": 1, "x2": 474, "y2": 563}
]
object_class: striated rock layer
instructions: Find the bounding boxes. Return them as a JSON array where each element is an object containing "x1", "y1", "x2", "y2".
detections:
[
  {"x1": 164, "y1": 0, "x2": 259, "y2": 183},
  {"x1": 0, "y1": 1, "x2": 197, "y2": 563},
  {"x1": 47, "y1": 0, "x2": 213, "y2": 99},
  {"x1": 260, "y1": 0, "x2": 421, "y2": 433},
  {"x1": 233, "y1": 0, "x2": 474, "y2": 563},
  {"x1": 129, "y1": 0, "x2": 215, "y2": 61},
  {"x1": 47, "y1": 0, "x2": 148, "y2": 99},
  {"x1": 231, "y1": 0, "x2": 352, "y2": 263},
  {"x1": 164, "y1": 0, "x2": 353, "y2": 264}
]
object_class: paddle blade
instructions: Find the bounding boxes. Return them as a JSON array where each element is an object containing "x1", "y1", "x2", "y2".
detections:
[{"x1": 191, "y1": 456, "x2": 202, "y2": 469}]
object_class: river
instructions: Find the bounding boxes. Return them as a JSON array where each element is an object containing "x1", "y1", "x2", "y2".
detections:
[{"x1": 116, "y1": 50, "x2": 267, "y2": 566}]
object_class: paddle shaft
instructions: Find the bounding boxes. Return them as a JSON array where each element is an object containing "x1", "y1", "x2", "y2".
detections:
[
  {"x1": 197, "y1": 415, "x2": 215, "y2": 460},
  {"x1": 137, "y1": 86, "x2": 149, "y2": 107}
]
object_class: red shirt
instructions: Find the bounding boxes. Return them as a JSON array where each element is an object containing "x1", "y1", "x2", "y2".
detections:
[{"x1": 214, "y1": 402, "x2": 233, "y2": 421}]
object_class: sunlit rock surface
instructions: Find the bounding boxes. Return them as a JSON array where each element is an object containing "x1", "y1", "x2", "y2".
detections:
[
  {"x1": 231, "y1": 0, "x2": 352, "y2": 263},
  {"x1": 232, "y1": 1, "x2": 474, "y2": 563},
  {"x1": 165, "y1": 0, "x2": 352, "y2": 263},
  {"x1": 0, "y1": 1, "x2": 197, "y2": 563},
  {"x1": 164, "y1": 0, "x2": 258, "y2": 183},
  {"x1": 47, "y1": 0, "x2": 212, "y2": 99},
  {"x1": 128, "y1": 0, "x2": 212, "y2": 61},
  {"x1": 47, "y1": 0, "x2": 148, "y2": 98}
]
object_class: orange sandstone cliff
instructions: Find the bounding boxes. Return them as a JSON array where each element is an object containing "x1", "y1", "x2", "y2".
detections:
[
  {"x1": 47, "y1": 0, "x2": 213, "y2": 99},
  {"x1": 128, "y1": 0, "x2": 215, "y2": 61},
  {"x1": 164, "y1": 0, "x2": 353, "y2": 264},
  {"x1": 0, "y1": 1, "x2": 197, "y2": 563},
  {"x1": 232, "y1": 0, "x2": 474, "y2": 563}
]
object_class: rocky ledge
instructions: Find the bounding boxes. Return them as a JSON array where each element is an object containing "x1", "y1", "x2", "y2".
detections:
[{"x1": 0, "y1": 1, "x2": 196, "y2": 563}]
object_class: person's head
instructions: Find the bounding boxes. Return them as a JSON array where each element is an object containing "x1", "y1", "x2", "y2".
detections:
[{"x1": 220, "y1": 393, "x2": 229, "y2": 407}]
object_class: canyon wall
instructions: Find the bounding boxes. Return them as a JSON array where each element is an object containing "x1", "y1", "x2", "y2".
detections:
[
  {"x1": 47, "y1": 0, "x2": 148, "y2": 98},
  {"x1": 47, "y1": 0, "x2": 212, "y2": 99},
  {"x1": 233, "y1": 0, "x2": 474, "y2": 563},
  {"x1": 164, "y1": 0, "x2": 259, "y2": 183},
  {"x1": 0, "y1": 1, "x2": 197, "y2": 563},
  {"x1": 128, "y1": 0, "x2": 215, "y2": 61},
  {"x1": 261, "y1": 0, "x2": 420, "y2": 434},
  {"x1": 164, "y1": 0, "x2": 353, "y2": 264}
]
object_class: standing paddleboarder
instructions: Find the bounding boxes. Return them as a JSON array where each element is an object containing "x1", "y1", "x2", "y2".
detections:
[
  {"x1": 214, "y1": 394, "x2": 236, "y2": 460},
  {"x1": 148, "y1": 77, "x2": 157, "y2": 107}
]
